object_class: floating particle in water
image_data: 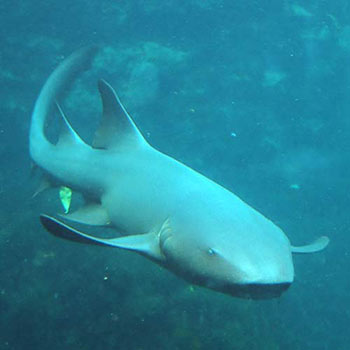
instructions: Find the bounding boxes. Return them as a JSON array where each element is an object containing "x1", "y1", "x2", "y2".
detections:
[
  {"x1": 291, "y1": 4, "x2": 313, "y2": 17},
  {"x1": 110, "y1": 313, "x2": 119, "y2": 322},
  {"x1": 263, "y1": 70, "x2": 286, "y2": 87}
]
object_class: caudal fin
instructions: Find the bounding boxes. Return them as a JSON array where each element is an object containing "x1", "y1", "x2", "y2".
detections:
[{"x1": 30, "y1": 47, "x2": 97, "y2": 165}]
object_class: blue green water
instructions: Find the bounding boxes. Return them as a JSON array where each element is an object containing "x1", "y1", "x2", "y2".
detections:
[{"x1": 0, "y1": 1, "x2": 349, "y2": 349}]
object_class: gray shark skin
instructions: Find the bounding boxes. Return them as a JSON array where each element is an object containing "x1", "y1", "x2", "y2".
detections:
[{"x1": 30, "y1": 48, "x2": 329, "y2": 299}]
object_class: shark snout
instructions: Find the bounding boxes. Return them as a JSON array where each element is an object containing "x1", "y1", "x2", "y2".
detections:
[
  {"x1": 239, "y1": 257, "x2": 294, "y2": 284},
  {"x1": 201, "y1": 254, "x2": 294, "y2": 299},
  {"x1": 228, "y1": 282, "x2": 292, "y2": 299},
  {"x1": 220, "y1": 251, "x2": 295, "y2": 298}
]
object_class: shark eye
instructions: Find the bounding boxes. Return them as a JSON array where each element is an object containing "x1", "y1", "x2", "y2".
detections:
[{"x1": 207, "y1": 248, "x2": 217, "y2": 256}]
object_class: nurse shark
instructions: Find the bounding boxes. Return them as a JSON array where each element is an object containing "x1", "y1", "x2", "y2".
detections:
[{"x1": 30, "y1": 47, "x2": 329, "y2": 299}]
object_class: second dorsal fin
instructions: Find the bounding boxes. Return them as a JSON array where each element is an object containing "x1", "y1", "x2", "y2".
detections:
[
  {"x1": 93, "y1": 79, "x2": 149, "y2": 151},
  {"x1": 56, "y1": 102, "x2": 88, "y2": 149}
]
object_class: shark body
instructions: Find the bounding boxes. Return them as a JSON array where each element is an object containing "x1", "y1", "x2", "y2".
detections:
[{"x1": 30, "y1": 48, "x2": 329, "y2": 299}]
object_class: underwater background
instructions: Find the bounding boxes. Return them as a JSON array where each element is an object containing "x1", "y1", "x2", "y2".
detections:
[{"x1": 0, "y1": 1, "x2": 349, "y2": 349}]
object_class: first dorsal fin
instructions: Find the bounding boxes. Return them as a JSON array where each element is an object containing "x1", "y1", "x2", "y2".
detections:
[{"x1": 93, "y1": 79, "x2": 149, "y2": 150}]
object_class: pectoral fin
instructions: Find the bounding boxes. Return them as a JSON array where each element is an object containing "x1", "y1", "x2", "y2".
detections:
[
  {"x1": 40, "y1": 214, "x2": 164, "y2": 261},
  {"x1": 291, "y1": 236, "x2": 330, "y2": 254}
]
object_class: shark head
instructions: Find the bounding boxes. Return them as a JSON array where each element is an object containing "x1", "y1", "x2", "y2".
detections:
[{"x1": 160, "y1": 215, "x2": 294, "y2": 299}]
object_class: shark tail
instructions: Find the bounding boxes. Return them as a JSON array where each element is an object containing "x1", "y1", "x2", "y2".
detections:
[
  {"x1": 29, "y1": 47, "x2": 98, "y2": 165},
  {"x1": 29, "y1": 47, "x2": 151, "y2": 202}
]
